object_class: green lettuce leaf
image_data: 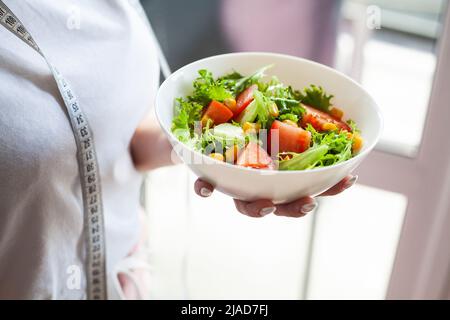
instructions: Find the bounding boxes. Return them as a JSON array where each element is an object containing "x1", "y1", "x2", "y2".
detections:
[
  {"x1": 301, "y1": 84, "x2": 333, "y2": 112},
  {"x1": 278, "y1": 145, "x2": 329, "y2": 170},
  {"x1": 171, "y1": 98, "x2": 203, "y2": 141},
  {"x1": 233, "y1": 65, "x2": 273, "y2": 94},
  {"x1": 263, "y1": 76, "x2": 303, "y2": 100},
  {"x1": 263, "y1": 76, "x2": 305, "y2": 118},
  {"x1": 278, "y1": 113, "x2": 299, "y2": 123},
  {"x1": 346, "y1": 119, "x2": 360, "y2": 133},
  {"x1": 190, "y1": 69, "x2": 233, "y2": 105},
  {"x1": 278, "y1": 124, "x2": 353, "y2": 170},
  {"x1": 253, "y1": 90, "x2": 275, "y2": 129},
  {"x1": 306, "y1": 124, "x2": 353, "y2": 167}
]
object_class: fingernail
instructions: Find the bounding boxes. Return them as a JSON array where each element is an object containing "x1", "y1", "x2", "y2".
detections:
[
  {"x1": 259, "y1": 206, "x2": 276, "y2": 217},
  {"x1": 200, "y1": 187, "x2": 212, "y2": 197},
  {"x1": 301, "y1": 200, "x2": 318, "y2": 214},
  {"x1": 344, "y1": 175, "x2": 358, "y2": 190}
]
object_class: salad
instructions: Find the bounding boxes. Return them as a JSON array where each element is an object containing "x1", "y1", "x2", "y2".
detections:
[{"x1": 171, "y1": 66, "x2": 363, "y2": 170}]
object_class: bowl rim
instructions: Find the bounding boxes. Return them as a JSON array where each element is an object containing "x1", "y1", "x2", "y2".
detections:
[{"x1": 155, "y1": 51, "x2": 384, "y2": 175}]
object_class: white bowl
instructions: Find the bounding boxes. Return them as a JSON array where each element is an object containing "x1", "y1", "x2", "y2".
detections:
[{"x1": 155, "y1": 52, "x2": 383, "y2": 203}]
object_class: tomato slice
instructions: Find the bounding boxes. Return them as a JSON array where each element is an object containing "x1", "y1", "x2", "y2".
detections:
[
  {"x1": 234, "y1": 84, "x2": 258, "y2": 117},
  {"x1": 237, "y1": 141, "x2": 273, "y2": 169},
  {"x1": 201, "y1": 100, "x2": 234, "y2": 126},
  {"x1": 269, "y1": 120, "x2": 311, "y2": 154},
  {"x1": 300, "y1": 105, "x2": 351, "y2": 132}
]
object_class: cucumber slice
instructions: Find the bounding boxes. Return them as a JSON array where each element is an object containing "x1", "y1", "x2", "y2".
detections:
[
  {"x1": 213, "y1": 123, "x2": 244, "y2": 142},
  {"x1": 238, "y1": 100, "x2": 258, "y2": 125}
]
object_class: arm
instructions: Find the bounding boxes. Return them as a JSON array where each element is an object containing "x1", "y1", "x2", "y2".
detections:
[{"x1": 130, "y1": 110, "x2": 177, "y2": 172}]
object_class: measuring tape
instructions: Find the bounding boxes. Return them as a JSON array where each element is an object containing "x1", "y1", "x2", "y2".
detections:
[{"x1": 0, "y1": 1, "x2": 107, "y2": 299}]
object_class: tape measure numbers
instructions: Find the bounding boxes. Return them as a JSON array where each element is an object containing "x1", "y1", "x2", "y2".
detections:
[{"x1": 0, "y1": 1, "x2": 107, "y2": 300}]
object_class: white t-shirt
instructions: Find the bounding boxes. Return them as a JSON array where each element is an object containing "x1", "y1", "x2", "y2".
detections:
[{"x1": 0, "y1": 0, "x2": 159, "y2": 299}]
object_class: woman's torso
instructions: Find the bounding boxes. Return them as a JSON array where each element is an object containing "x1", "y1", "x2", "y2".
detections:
[{"x1": 0, "y1": 0, "x2": 158, "y2": 299}]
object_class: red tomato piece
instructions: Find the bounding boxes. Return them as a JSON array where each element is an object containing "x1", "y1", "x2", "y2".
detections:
[
  {"x1": 269, "y1": 120, "x2": 311, "y2": 154},
  {"x1": 236, "y1": 142, "x2": 273, "y2": 169},
  {"x1": 300, "y1": 105, "x2": 351, "y2": 132},
  {"x1": 201, "y1": 100, "x2": 234, "y2": 126},
  {"x1": 234, "y1": 84, "x2": 258, "y2": 116}
]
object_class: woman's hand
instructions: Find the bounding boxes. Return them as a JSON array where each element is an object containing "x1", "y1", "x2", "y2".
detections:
[{"x1": 194, "y1": 175, "x2": 357, "y2": 217}]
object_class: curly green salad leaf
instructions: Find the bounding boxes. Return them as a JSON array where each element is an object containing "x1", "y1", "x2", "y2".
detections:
[
  {"x1": 233, "y1": 65, "x2": 273, "y2": 94},
  {"x1": 278, "y1": 113, "x2": 299, "y2": 123},
  {"x1": 253, "y1": 90, "x2": 275, "y2": 128},
  {"x1": 301, "y1": 84, "x2": 333, "y2": 112},
  {"x1": 190, "y1": 69, "x2": 234, "y2": 105},
  {"x1": 217, "y1": 71, "x2": 244, "y2": 91},
  {"x1": 262, "y1": 76, "x2": 303, "y2": 100},
  {"x1": 261, "y1": 76, "x2": 305, "y2": 118},
  {"x1": 171, "y1": 98, "x2": 203, "y2": 142},
  {"x1": 308, "y1": 124, "x2": 353, "y2": 166},
  {"x1": 346, "y1": 119, "x2": 360, "y2": 133},
  {"x1": 278, "y1": 124, "x2": 353, "y2": 170}
]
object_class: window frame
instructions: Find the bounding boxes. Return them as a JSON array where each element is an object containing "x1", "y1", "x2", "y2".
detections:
[{"x1": 355, "y1": 2, "x2": 450, "y2": 299}]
